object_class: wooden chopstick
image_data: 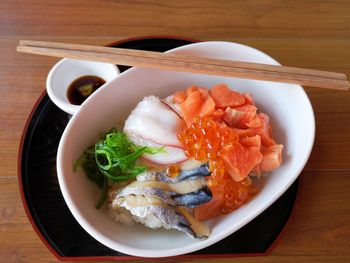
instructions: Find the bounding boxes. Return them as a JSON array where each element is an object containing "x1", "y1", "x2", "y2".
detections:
[{"x1": 17, "y1": 40, "x2": 350, "y2": 90}]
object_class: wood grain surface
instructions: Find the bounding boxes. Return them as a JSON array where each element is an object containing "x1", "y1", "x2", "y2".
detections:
[{"x1": 1, "y1": 1, "x2": 349, "y2": 262}]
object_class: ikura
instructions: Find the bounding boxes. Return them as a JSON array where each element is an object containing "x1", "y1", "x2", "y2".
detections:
[
  {"x1": 178, "y1": 117, "x2": 257, "y2": 219},
  {"x1": 178, "y1": 117, "x2": 238, "y2": 161}
]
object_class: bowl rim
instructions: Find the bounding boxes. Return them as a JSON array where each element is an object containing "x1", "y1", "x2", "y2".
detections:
[{"x1": 57, "y1": 41, "x2": 315, "y2": 257}]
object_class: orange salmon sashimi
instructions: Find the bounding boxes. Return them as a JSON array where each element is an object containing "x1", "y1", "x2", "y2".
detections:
[
  {"x1": 179, "y1": 86, "x2": 215, "y2": 126},
  {"x1": 243, "y1": 93, "x2": 256, "y2": 106},
  {"x1": 212, "y1": 108, "x2": 225, "y2": 122},
  {"x1": 194, "y1": 187, "x2": 225, "y2": 221},
  {"x1": 222, "y1": 142, "x2": 263, "y2": 182},
  {"x1": 173, "y1": 90, "x2": 187, "y2": 104},
  {"x1": 173, "y1": 84, "x2": 283, "y2": 220},
  {"x1": 260, "y1": 144, "x2": 284, "y2": 172},
  {"x1": 240, "y1": 135, "x2": 261, "y2": 148},
  {"x1": 227, "y1": 113, "x2": 276, "y2": 148},
  {"x1": 194, "y1": 175, "x2": 256, "y2": 221},
  {"x1": 210, "y1": 83, "x2": 246, "y2": 108},
  {"x1": 223, "y1": 105, "x2": 258, "y2": 129}
]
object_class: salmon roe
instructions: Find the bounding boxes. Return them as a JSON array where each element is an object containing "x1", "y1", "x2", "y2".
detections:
[
  {"x1": 178, "y1": 117, "x2": 257, "y2": 215},
  {"x1": 166, "y1": 165, "x2": 180, "y2": 178}
]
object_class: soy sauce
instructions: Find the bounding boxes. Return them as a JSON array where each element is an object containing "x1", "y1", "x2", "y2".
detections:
[{"x1": 67, "y1": 75, "x2": 106, "y2": 105}]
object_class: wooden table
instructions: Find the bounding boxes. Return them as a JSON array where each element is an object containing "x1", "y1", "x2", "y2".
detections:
[{"x1": 1, "y1": 1, "x2": 349, "y2": 262}]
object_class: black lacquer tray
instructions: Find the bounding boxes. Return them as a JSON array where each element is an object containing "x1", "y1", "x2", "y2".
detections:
[{"x1": 18, "y1": 37, "x2": 299, "y2": 261}]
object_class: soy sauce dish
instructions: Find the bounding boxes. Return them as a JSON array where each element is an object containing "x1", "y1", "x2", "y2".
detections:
[
  {"x1": 56, "y1": 41, "x2": 315, "y2": 258},
  {"x1": 46, "y1": 58, "x2": 119, "y2": 115}
]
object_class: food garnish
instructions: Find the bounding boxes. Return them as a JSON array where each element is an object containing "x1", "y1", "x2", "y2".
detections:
[{"x1": 75, "y1": 128, "x2": 163, "y2": 208}]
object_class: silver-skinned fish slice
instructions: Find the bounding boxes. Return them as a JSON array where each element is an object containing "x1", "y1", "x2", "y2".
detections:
[
  {"x1": 137, "y1": 163, "x2": 210, "y2": 183},
  {"x1": 109, "y1": 163, "x2": 212, "y2": 239},
  {"x1": 112, "y1": 195, "x2": 209, "y2": 239}
]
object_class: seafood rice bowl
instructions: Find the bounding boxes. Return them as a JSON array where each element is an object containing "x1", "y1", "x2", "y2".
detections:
[{"x1": 57, "y1": 41, "x2": 315, "y2": 257}]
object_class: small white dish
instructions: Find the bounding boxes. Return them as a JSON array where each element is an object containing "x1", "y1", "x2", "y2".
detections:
[
  {"x1": 57, "y1": 41, "x2": 315, "y2": 258},
  {"x1": 46, "y1": 58, "x2": 119, "y2": 115}
]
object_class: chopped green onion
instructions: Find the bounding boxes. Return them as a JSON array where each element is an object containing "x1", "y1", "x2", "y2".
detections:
[
  {"x1": 74, "y1": 128, "x2": 164, "y2": 208},
  {"x1": 95, "y1": 177, "x2": 108, "y2": 209}
]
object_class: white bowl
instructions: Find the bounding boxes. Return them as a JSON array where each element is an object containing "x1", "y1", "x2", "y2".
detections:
[
  {"x1": 46, "y1": 58, "x2": 119, "y2": 114},
  {"x1": 57, "y1": 41, "x2": 315, "y2": 258}
]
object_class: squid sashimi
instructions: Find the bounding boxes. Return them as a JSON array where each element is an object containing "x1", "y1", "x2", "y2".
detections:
[
  {"x1": 124, "y1": 96, "x2": 184, "y2": 147},
  {"x1": 127, "y1": 133, "x2": 187, "y2": 165},
  {"x1": 124, "y1": 95, "x2": 188, "y2": 164}
]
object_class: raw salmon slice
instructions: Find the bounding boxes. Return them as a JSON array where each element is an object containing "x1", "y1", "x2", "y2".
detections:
[
  {"x1": 223, "y1": 105, "x2": 258, "y2": 129},
  {"x1": 194, "y1": 188, "x2": 225, "y2": 221},
  {"x1": 222, "y1": 143, "x2": 263, "y2": 181},
  {"x1": 210, "y1": 83, "x2": 246, "y2": 108},
  {"x1": 180, "y1": 87, "x2": 215, "y2": 125},
  {"x1": 261, "y1": 144, "x2": 283, "y2": 171},
  {"x1": 240, "y1": 135, "x2": 261, "y2": 148}
]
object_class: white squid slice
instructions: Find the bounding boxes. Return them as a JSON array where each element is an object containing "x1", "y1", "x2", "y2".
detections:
[
  {"x1": 128, "y1": 133, "x2": 188, "y2": 165},
  {"x1": 124, "y1": 96, "x2": 184, "y2": 147},
  {"x1": 142, "y1": 145, "x2": 187, "y2": 165}
]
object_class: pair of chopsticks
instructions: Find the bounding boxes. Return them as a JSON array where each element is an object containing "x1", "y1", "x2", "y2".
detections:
[{"x1": 17, "y1": 40, "x2": 349, "y2": 90}]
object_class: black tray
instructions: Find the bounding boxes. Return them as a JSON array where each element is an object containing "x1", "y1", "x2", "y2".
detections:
[{"x1": 18, "y1": 37, "x2": 299, "y2": 261}]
